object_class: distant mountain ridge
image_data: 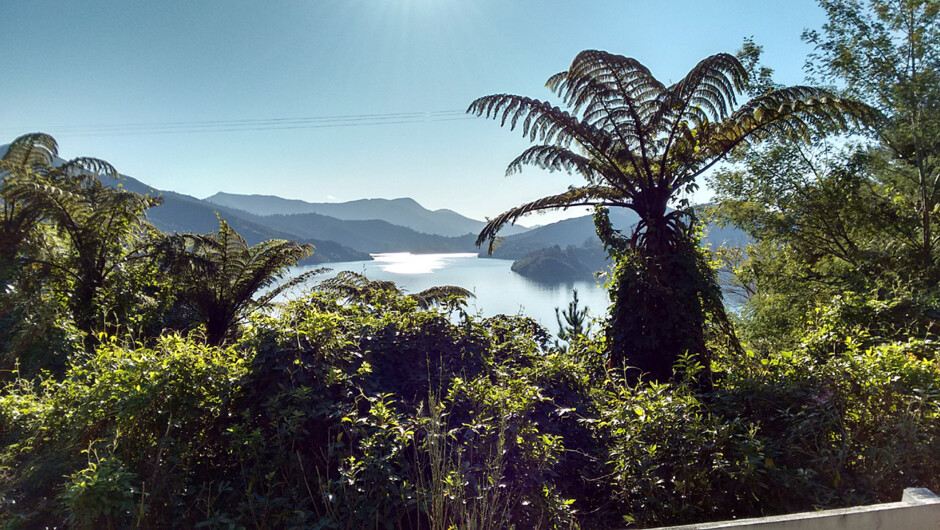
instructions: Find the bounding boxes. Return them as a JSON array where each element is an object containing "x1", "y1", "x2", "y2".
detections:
[
  {"x1": 100, "y1": 174, "x2": 371, "y2": 263},
  {"x1": 486, "y1": 208, "x2": 749, "y2": 281},
  {"x1": 204, "y1": 192, "x2": 530, "y2": 238},
  {"x1": 123, "y1": 178, "x2": 480, "y2": 256},
  {"x1": 111, "y1": 179, "x2": 484, "y2": 257},
  {"x1": 487, "y1": 208, "x2": 748, "y2": 261},
  {"x1": 2, "y1": 139, "x2": 482, "y2": 261},
  {"x1": 204, "y1": 205, "x2": 478, "y2": 254}
]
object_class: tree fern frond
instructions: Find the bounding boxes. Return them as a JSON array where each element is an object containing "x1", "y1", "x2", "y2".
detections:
[
  {"x1": 506, "y1": 144, "x2": 602, "y2": 180},
  {"x1": 477, "y1": 186, "x2": 625, "y2": 253},
  {"x1": 557, "y1": 50, "x2": 665, "y2": 111},
  {"x1": 254, "y1": 266, "x2": 328, "y2": 307},
  {"x1": 553, "y1": 50, "x2": 664, "y2": 173},
  {"x1": 1, "y1": 133, "x2": 58, "y2": 169},
  {"x1": 468, "y1": 94, "x2": 609, "y2": 150},
  {"x1": 318, "y1": 270, "x2": 402, "y2": 302},
  {"x1": 412, "y1": 285, "x2": 475, "y2": 309},
  {"x1": 658, "y1": 53, "x2": 746, "y2": 120},
  {"x1": 6, "y1": 180, "x2": 84, "y2": 205},
  {"x1": 60, "y1": 157, "x2": 119, "y2": 180},
  {"x1": 234, "y1": 240, "x2": 313, "y2": 297},
  {"x1": 700, "y1": 87, "x2": 879, "y2": 160},
  {"x1": 157, "y1": 219, "x2": 314, "y2": 345},
  {"x1": 468, "y1": 95, "x2": 636, "y2": 192}
]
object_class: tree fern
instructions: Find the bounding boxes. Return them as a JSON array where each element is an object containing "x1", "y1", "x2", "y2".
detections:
[
  {"x1": 1, "y1": 133, "x2": 161, "y2": 334},
  {"x1": 0, "y1": 133, "x2": 61, "y2": 260},
  {"x1": 159, "y1": 220, "x2": 315, "y2": 346},
  {"x1": 469, "y1": 50, "x2": 876, "y2": 382},
  {"x1": 317, "y1": 270, "x2": 474, "y2": 310}
]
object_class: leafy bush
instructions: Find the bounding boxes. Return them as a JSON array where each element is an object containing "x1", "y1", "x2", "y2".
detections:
[
  {"x1": 61, "y1": 449, "x2": 141, "y2": 529},
  {"x1": 592, "y1": 380, "x2": 767, "y2": 527},
  {"x1": 715, "y1": 334, "x2": 940, "y2": 513},
  {"x1": 1, "y1": 286, "x2": 938, "y2": 529},
  {"x1": 0, "y1": 334, "x2": 249, "y2": 527}
]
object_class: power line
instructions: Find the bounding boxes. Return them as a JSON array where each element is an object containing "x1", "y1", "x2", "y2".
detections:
[{"x1": 0, "y1": 109, "x2": 476, "y2": 138}]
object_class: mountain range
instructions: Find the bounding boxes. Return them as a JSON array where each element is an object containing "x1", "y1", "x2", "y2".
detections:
[
  {"x1": 205, "y1": 207, "x2": 477, "y2": 254},
  {"x1": 484, "y1": 208, "x2": 747, "y2": 258},
  {"x1": 204, "y1": 193, "x2": 529, "y2": 237},
  {"x1": 101, "y1": 174, "x2": 372, "y2": 263},
  {"x1": 1, "y1": 143, "x2": 747, "y2": 272},
  {"x1": 484, "y1": 208, "x2": 749, "y2": 281}
]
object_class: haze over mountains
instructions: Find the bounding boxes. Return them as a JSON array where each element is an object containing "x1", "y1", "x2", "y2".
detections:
[
  {"x1": 100, "y1": 173, "x2": 372, "y2": 263},
  {"x1": 485, "y1": 208, "x2": 748, "y2": 259},
  {"x1": 3, "y1": 143, "x2": 747, "y2": 272},
  {"x1": 205, "y1": 193, "x2": 530, "y2": 237}
]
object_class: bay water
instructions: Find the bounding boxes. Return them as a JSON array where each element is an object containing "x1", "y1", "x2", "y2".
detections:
[{"x1": 285, "y1": 252, "x2": 611, "y2": 332}]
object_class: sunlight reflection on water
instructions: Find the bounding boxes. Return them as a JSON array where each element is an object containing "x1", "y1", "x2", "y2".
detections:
[
  {"x1": 286, "y1": 253, "x2": 609, "y2": 328},
  {"x1": 371, "y1": 252, "x2": 479, "y2": 274}
]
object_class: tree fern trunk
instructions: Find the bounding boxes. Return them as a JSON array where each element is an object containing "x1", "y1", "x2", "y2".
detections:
[{"x1": 606, "y1": 241, "x2": 715, "y2": 390}]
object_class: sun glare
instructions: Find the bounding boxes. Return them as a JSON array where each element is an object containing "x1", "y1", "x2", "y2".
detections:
[{"x1": 372, "y1": 252, "x2": 477, "y2": 274}]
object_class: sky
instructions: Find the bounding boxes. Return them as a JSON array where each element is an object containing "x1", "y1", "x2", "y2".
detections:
[{"x1": 1, "y1": 1, "x2": 827, "y2": 225}]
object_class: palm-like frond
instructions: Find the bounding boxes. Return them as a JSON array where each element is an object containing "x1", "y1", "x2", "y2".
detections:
[
  {"x1": 161, "y1": 220, "x2": 314, "y2": 345},
  {"x1": 317, "y1": 271, "x2": 474, "y2": 310},
  {"x1": 255, "y1": 267, "x2": 330, "y2": 307},
  {"x1": 9, "y1": 175, "x2": 161, "y2": 242},
  {"x1": 467, "y1": 95, "x2": 631, "y2": 182},
  {"x1": 1, "y1": 134, "x2": 160, "y2": 264},
  {"x1": 476, "y1": 185, "x2": 627, "y2": 252},
  {"x1": 550, "y1": 50, "x2": 664, "y2": 137},
  {"x1": 0, "y1": 133, "x2": 58, "y2": 170},
  {"x1": 506, "y1": 144, "x2": 602, "y2": 180},
  {"x1": 654, "y1": 53, "x2": 747, "y2": 126},
  {"x1": 469, "y1": 50, "x2": 877, "y2": 252},
  {"x1": 0, "y1": 133, "x2": 61, "y2": 257},
  {"x1": 59, "y1": 157, "x2": 118, "y2": 180},
  {"x1": 412, "y1": 285, "x2": 475, "y2": 309},
  {"x1": 318, "y1": 270, "x2": 401, "y2": 302}
]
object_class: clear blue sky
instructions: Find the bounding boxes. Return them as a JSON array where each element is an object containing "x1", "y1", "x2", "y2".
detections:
[{"x1": 1, "y1": 1, "x2": 826, "y2": 224}]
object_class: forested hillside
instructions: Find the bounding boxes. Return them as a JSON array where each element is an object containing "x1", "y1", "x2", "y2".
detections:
[
  {"x1": 232, "y1": 210, "x2": 477, "y2": 254},
  {"x1": 488, "y1": 208, "x2": 748, "y2": 281},
  {"x1": 1, "y1": 2, "x2": 938, "y2": 528}
]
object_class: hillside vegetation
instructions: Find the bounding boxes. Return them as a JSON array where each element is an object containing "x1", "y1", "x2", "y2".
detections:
[{"x1": 1, "y1": 2, "x2": 939, "y2": 528}]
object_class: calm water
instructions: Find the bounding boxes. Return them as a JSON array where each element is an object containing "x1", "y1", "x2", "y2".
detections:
[{"x1": 284, "y1": 253, "x2": 610, "y2": 330}]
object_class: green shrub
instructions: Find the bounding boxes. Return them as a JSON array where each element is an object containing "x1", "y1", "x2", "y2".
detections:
[
  {"x1": 61, "y1": 449, "x2": 142, "y2": 529},
  {"x1": 715, "y1": 336, "x2": 940, "y2": 512},
  {"x1": 2, "y1": 287, "x2": 938, "y2": 529},
  {"x1": 0, "y1": 334, "x2": 248, "y2": 526},
  {"x1": 592, "y1": 380, "x2": 767, "y2": 527}
]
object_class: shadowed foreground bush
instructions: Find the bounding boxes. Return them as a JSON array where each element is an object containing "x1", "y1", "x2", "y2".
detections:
[{"x1": 1, "y1": 290, "x2": 938, "y2": 528}]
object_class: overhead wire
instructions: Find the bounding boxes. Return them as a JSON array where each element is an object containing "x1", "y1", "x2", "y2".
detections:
[{"x1": 0, "y1": 109, "x2": 476, "y2": 138}]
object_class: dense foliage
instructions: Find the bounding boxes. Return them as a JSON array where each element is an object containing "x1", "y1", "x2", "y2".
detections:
[
  {"x1": 1, "y1": 1, "x2": 939, "y2": 527},
  {"x1": 1, "y1": 287, "x2": 937, "y2": 528}
]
